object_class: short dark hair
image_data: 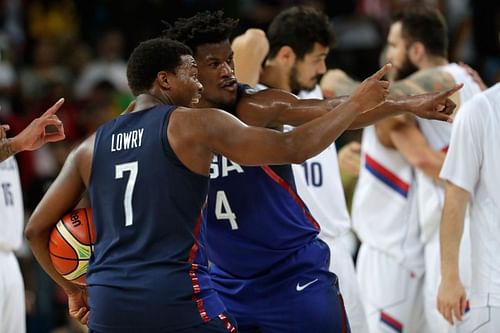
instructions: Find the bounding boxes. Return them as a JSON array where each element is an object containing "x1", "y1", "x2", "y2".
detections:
[
  {"x1": 162, "y1": 11, "x2": 239, "y2": 55},
  {"x1": 126, "y1": 38, "x2": 192, "y2": 96},
  {"x1": 393, "y1": 6, "x2": 448, "y2": 58},
  {"x1": 267, "y1": 6, "x2": 336, "y2": 60}
]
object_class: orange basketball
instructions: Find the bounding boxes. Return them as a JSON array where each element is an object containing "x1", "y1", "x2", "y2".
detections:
[{"x1": 49, "y1": 208, "x2": 95, "y2": 285}]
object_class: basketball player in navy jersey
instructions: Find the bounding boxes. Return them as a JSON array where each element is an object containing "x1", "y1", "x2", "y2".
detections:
[
  {"x1": 25, "y1": 38, "x2": 395, "y2": 332},
  {"x1": 162, "y1": 11, "x2": 462, "y2": 333}
]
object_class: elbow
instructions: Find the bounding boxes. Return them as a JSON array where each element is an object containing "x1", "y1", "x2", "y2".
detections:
[
  {"x1": 24, "y1": 220, "x2": 36, "y2": 244},
  {"x1": 287, "y1": 142, "x2": 312, "y2": 164},
  {"x1": 24, "y1": 216, "x2": 44, "y2": 245}
]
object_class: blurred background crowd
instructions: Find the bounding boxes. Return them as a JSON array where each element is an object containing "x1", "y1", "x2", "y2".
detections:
[{"x1": 0, "y1": 0, "x2": 498, "y2": 332}]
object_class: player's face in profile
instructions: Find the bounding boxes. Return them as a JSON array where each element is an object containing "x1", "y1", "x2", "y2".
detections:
[
  {"x1": 386, "y1": 21, "x2": 418, "y2": 80},
  {"x1": 290, "y1": 43, "x2": 329, "y2": 92},
  {"x1": 170, "y1": 55, "x2": 203, "y2": 107},
  {"x1": 194, "y1": 40, "x2": 238, "y2": 110}
]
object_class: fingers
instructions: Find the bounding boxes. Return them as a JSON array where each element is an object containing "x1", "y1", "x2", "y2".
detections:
[
  {"x1": 70, "y1": 306, "x2": 89, "y2": 324},
  {"x1": 453, "y1": 299, "x2": 463, "y2": 322},
  {"x1": 0, "y1": 124, "x2": 9, "y2": 139},
  {"x1": 81, "y1": 310, "x2": 90, "y2": 325},
  {"x1": 370, "y1": 63, "x2": 392, "y2": 80},
  {"x1": 42, "y1": 98, "x2": 65, "y2": 117},
  {"x1": 440, "y1": 83, "x2": 463, "y2": 99}
]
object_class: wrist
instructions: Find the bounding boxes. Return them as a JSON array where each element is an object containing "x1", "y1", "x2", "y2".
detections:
[
  {"x1": 385, "y1": 97, "x2": 408, "y2": 115},
  {"x1": 8, "y1": 136, "x2": 23, "y2": 154},
  {"x1": 0, "y1": 137, "x2": 20, "y2": 161},
  {"x1": 441, "y1": 270, "x2": 461, "y2": 282},
  {"x1": 345, "y1": 97, "x2": 363, "y2": 114}
]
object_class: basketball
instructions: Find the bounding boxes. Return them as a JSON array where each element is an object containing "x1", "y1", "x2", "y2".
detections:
[{"x1": 49, "y1": 207, "x2": 95, "y2": 285}]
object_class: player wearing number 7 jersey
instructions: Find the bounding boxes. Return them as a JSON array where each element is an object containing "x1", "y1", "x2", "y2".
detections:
[{"x1": 25, "y1": 38, "x2": 393, "y2": 332}]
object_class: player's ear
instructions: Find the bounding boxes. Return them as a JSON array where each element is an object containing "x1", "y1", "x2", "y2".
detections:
[
  {"x1": 157, "y1": 71, "x2": 173, "y2": 90},
  {"x1": 408, "y1": 41, "x2": 425, "y2": 65},
  {"x1": 276, "y1": 46, "x2": 296, "y2": 68}
]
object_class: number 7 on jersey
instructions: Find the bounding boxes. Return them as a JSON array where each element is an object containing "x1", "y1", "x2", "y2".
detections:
[{"x1": 115, "y1": 161, "x2": 138, "y2": 227}]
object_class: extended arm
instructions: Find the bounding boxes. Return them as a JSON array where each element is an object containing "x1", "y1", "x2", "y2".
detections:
[
  {"x1": 25, "y1": 136, "x2": 94, "y2": 324},
  {"x1": 437, "y1": 181, "x2": 469, "y2": 325},
  {"x1": 320, "y1": 68, "x2": 459, "y2": 128},
  {"x1": 0, "y1": 98, "x2": 66, "y2": 162},
  {"x1": 170, "y1": 65, "x2": 391, "y2": 175}
]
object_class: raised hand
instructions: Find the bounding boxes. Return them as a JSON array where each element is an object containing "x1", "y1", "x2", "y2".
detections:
[
  {"x1": 15, "y1": 98, "x2": 66, "y2": 151},
  {"x1": 350, "y1": 64, "x2": 391, "y2": 112},
  {"x1": 404, "y1": 84, "x2": 463, "y2": 122}
]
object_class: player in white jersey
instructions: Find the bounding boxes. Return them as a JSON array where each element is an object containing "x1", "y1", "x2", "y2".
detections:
[
  {"x1": 411, "y1": 62, "x2": 481, "y2": 333},
  {"x1": 0, "y1": 98, "x2": 65, "y2": 333},
  {"x1": 437, "y1": 83, "x2": 500, "y2": 332},
  {"x1": 352, "y1": 123, "x2": 426, "y2": 333},
  {"x1": 321, "y1": 6, "x2": 482, "y2": 332},
  {"x1": 232, "y1": 7, "x2": 369, "y2": 332},
  {"x1": 0, "y1": 157, "x2": 25, "y2": 333}
]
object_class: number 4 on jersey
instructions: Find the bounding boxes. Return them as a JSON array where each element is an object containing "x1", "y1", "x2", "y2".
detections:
[{"x1": 215, "y1": 190, "x2": 238, "y2": 230}]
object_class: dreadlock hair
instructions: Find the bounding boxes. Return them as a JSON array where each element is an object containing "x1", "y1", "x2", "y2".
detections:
[
  {"x1": 392, "y1": 6, "x2": 448, "y2": 58},
  {"x1": 267, "y1": 6, "x2": 336, "y2": 60},
  {"x1": 162, "y1": 11, "x2": 239, "y2": 55},
  {"x1": 126, "y1": 37, "x2": 192, "y2": 96}
]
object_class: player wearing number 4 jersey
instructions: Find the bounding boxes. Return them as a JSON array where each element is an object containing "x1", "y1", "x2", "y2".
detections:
[
  {"x1": 25, "y1": 38, "x2": 393, "y2": 332},
  {"x1": 163, "y1": 10, "x2": 462, "y2": 333}
]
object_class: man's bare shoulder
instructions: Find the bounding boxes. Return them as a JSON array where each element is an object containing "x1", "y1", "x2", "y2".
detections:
[{"x1": 72, "y1": 133, "x2": 96, "y2": 161}]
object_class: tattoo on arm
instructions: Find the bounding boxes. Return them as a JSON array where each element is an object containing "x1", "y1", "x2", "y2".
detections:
[
  {"x1": 0, "y1": 138, "x2": 16, "y2": 162},
  {"x1": 333, "y1": 76, "x2": 360, "y2": 96},
  {"x1": 391, "y1": 68, "x2": 455, "y2": 97}
]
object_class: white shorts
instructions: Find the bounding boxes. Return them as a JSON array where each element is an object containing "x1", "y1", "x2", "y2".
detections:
[
  {"x1": 0, "y1": 251, "x2": 26, "y2": 333},
  {"x1": 356, "y1": 244, "x2": 428, "y2": 333},
  {"x1": 456, "y1": 306, "x2": 500, "y2": 333},
  {"x1": 326, "y1": 235, "x2": 368, "y2": 333}
]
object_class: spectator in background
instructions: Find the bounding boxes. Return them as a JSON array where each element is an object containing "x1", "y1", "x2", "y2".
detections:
[{"x1": 74, "y1": 29, "x2": 130, "y2": 100}]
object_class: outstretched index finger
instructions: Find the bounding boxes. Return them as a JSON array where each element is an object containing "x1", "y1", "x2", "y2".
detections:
[
  {"x1": 42, "y1": 98, "x2": 65, "y2": 117},
  {"x1": 438, "y1": 83, "x2": 463, "y2": 99},
  {"x1": 370, "y1": 63, "x2": 392, "y2": 80}
]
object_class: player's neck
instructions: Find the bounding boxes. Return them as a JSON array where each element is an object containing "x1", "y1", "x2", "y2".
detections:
[
  {"x1": 260, "y1": 61, "x2": 292, "y2": 92},
  {"x1": 132, "y1": 92, "x2": 172, "y2": 112},
  {"x1": 419, "y1": 56, "x2": 448, "y2": 70}
]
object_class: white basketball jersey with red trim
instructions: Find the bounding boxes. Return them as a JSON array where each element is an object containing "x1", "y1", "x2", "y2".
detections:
[
  {"x1": 295, "y1": 86, "x2": 351, "y2": 240},
  {"x1": 0, "y1": 157, "x2": 24, "y2": 251},
  {"x1": 257, "y1": 84, "x2": 352, "y2": 239},
  {"x1": 416, "y1": 63, "x2": 481, "y2": 242},
  {"x1": 352, "y1": 126, "x2": 423, "y2": 271}
]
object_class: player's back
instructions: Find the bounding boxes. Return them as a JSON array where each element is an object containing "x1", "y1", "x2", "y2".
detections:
[{"x1": 87, "y1": 105, "x2": 226, "y2": 332}]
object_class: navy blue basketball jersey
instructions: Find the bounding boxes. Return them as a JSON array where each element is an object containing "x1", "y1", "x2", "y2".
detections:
[
  {"x1": 87, "y1": 105, "x2": 226, "y2": 332},
  {"x1": 201, "y1": 84, "x2": 326, "y2": 278}
]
